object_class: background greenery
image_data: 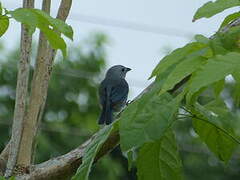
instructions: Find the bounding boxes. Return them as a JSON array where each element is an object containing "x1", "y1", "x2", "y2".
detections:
[{"x1": 0, "y1": 32, "x2": 240, "y2": 180}]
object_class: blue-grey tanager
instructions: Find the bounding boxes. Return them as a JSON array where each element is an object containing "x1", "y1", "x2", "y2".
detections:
[{"x1": 98, "y1": 65, "x2": 131, "y2": 125}]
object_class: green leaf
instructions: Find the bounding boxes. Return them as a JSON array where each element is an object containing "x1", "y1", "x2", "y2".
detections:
[
  {"x1": 10, "y1": 8, "x2": 73, "y2": 40},
  {"x1": 195, "y1": 34, "x2": 209, "y2": 44},
  {"x1": 193, "y1": 118, "x2": 237, "y2": 162},
  {"x1": 192, "y1": 103, "x2": 238, "y2": 162},
  {"x1": 187, "y1": 52, "x2": 240, "y2": 102},
  {"x1": 220, "y1": 12, "x2": 240, "y2": 29},
  {"x1": 209, "y1": 34, "x2": 229, "y2": 55},
  {"x1": 193, "y1": 0, "x2": 240, "y2": 21},
  {"x1": 119, "y1": 87, "x2": 184, "y2": 152},
  {"x1": 42, "y1": 27, "x2": 67, "y2": 57},
  {"x1": 149, "y1": 42, "x2": 206, "y2": 79},
  {"x1": 0, "y1": 177, "x2": 15, "y2": 180},
  {"x1": 160, "y1": 55, "x2": 206, "y2": 94},
  {"x1": 213, "y1": 79, "x2": 225, "y2": 97},
  {"x1": 72, "y1": 125, "x2": 113, "y2": 180},
  {"x1": 9, "y1": 8, "x2": 73, "y2": 57},
  {"x1": 32, "y1": 9, "x2": 73, "y2": 40},
  {"x1": 137, "y1": 130, "x2": 183, "y2": 180},
  {"x1": 0, "y1": 15, "x2": 9, "y2": 37},
  {"x1": 220, "y1": 26, "x2": 240, "y2": 51},
  {"x1": 9, "y1": 8, "x2": 38, "y2": 30}
]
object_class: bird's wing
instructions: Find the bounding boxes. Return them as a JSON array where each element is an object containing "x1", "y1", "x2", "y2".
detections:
[
  {"x1": 110, "y1": 79, "x2": 129, "y2": 104},
  {"x1": 99, "y1": 80, "x2": 107, "y2": 106}
]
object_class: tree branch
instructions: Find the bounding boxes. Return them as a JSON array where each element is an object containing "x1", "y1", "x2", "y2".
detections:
[
  {"x1": 1, "y1": 1, "x2": 73, "y2": 177},
  {"x1": 0, "y1": 143, "x2": 10, "y2": 176},
  {"x1": 25, "y1": 80, "x2": 173, "y2": 179},
  {"x1": 21, "y1": 17, "x2": 240, "y2": 180},
  {"x1": 15, "y1": 0, "x2": 52, "y2": 172},
  {"x1": 27, "y1": 83, "x2": 153, "y2": 180},
  {"x1": 4, "y1": 0, "x2": 34, "y2": 177},
  {"x1": 34, "y1": 0, "x2": 73, "y2": 133}
]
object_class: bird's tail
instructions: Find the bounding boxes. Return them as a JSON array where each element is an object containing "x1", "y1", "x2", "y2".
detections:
[
  {"x1": 98, "y1": 100, "x2": 113, "y2": 125},
  {"x1": 105, "y1": 105, "x2": 113, "y2": 125},
  {"x1": 98, "y1": 106, "x2": 106, "y2": 125}
]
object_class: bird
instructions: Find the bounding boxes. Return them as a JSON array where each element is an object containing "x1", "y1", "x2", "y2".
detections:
[{"x1": 98, "y1": 65, "x2": 131, "y2": 125}]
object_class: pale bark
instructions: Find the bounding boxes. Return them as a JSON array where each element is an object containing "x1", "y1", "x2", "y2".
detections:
[
  {"x1": 16, "y1": 0, "x2": 72, "y2": 172},
  {"x1": 0, "y1": 143, "x2": 10, "y2": 176},
  {"x1": 1, "y1": 1, "x2": 72, "y2": 176},
  {"x1": 17, "y1": 0, "x2": 52, "y2": 169},
  {"x1": 4, "y1": 0, "x2": 34, "y2": 177}
]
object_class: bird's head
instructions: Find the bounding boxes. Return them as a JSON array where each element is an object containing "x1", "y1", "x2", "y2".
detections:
[{"x1": 106, "y1": 65, "x2": 131, "y2": 79}]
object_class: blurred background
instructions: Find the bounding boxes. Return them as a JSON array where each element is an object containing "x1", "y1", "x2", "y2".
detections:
[{"x1": 0, "y1": 0, "x2": 240, "y2": 179}]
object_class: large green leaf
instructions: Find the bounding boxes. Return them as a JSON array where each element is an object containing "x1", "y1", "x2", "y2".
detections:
[
  {"x1": 0, "y1": 15, "x2": 9, "y2": 37},
  {"x1": 213, "y1": 79, "x2": 225, "y2": 98},
  {"x1": 220, "y1": 26, "x2": 240, "y2": 51},
  {"x1": 9, "y1": 8, "x2": 73, "y2": 56},
  {"x1": 193, "y1": 118, "x2": 237, "y2": 163},
  {"x1": 149, "y1": 42, "x2": 206, "y2": 79},
  {"x1": 193, "y1": 0, "x2": 240, "y2": 21},
  {"x1": 10, "y1": 8, "x2": 73, "y2": 39},
  {"x1": 187, "y1": 52, "x2": 240, "y2": 102},
  {"x1": 137, "y1": 130, "x2": 183, "y2": 180},
  {"x1": 31, "y1": 9, "x2": 73, "y2": 40},
  {"x1": 160, "y1": 54, "x2": 207, "y2": 94},
  {"x1": 192, "y1": 102, "x2": 238, "y2": 163},
  {"x1": 194, "y1": 34, "x2": 209, "y2": 44},
  {"x1": 220, "y1": 12, "x2": 240, "y2": 29},
  {"x1": 119, "y1": 86, "x2": 184, "y2": 152},
  {"x1": 209, "y1": 34, "x2": 229, "y2": 55},
  {"x1": 72, "y1": 125, "x2": 113, "y2": 180}
]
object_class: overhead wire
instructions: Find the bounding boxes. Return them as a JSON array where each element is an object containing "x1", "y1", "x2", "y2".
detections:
[
  {"x1": 69, "y1": 13, "x2": 194, "y2": 39},
  {"x1": 5, "y1": 3, "x2": 194, "y2": 39}
]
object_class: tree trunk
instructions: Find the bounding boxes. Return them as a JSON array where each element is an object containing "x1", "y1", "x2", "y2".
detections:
[{"x1": 5, "y1": 0, "x2": 35, "y2": 177}]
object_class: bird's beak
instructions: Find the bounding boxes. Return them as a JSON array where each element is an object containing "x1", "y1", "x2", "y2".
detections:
[{"x1": 126, "y1": 67, "x2": 132, "y2": 72}]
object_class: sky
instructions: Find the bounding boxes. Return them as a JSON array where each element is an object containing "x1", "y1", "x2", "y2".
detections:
[{"x1": 1, "y1": 0, "x2": 238, "y2": 99}]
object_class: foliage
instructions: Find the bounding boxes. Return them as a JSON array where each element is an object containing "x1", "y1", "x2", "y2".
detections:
[
  {"x1": 72, "y1": 125, "x2": 113, "y2": 180},
  {"x1": 193, "y1": 0, "x2": 240, "y2": 21},
  {"x1": 0, "y1": 34, "x2": 132, "y2": 179},
  {"x1": 0, "y1": 16, "x2": 9, "y2": 38},
  {"x1": 1, "y1": 0, "x2": 240, "y2": 179},
  {"x1": 0, "y1": 176, "x2": 14, "y2": 180},
  {"x1": 0, "y1": 3, "x2": 73, "y2": 56},
  {"x1": 119, "y1": 90, "x2": 183, "y2": 152},
  {"x1": 220, "y1": 12, "x2": 240, "y2": 29},
  {"x1": 72, "y1": 1, "x2": 240, "y2": 180},
  {"x1": 137, "y1": 130, "x2": 183, "y2": 180}
]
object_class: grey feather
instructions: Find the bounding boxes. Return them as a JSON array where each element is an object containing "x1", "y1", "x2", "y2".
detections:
[{"x1": 98, "y1": 65, "x2": 131, "y2": 125}]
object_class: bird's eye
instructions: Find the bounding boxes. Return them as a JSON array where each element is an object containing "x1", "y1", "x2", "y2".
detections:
[{"x1": 121, "y1": 68, "x2": 125, "y2": 72}]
